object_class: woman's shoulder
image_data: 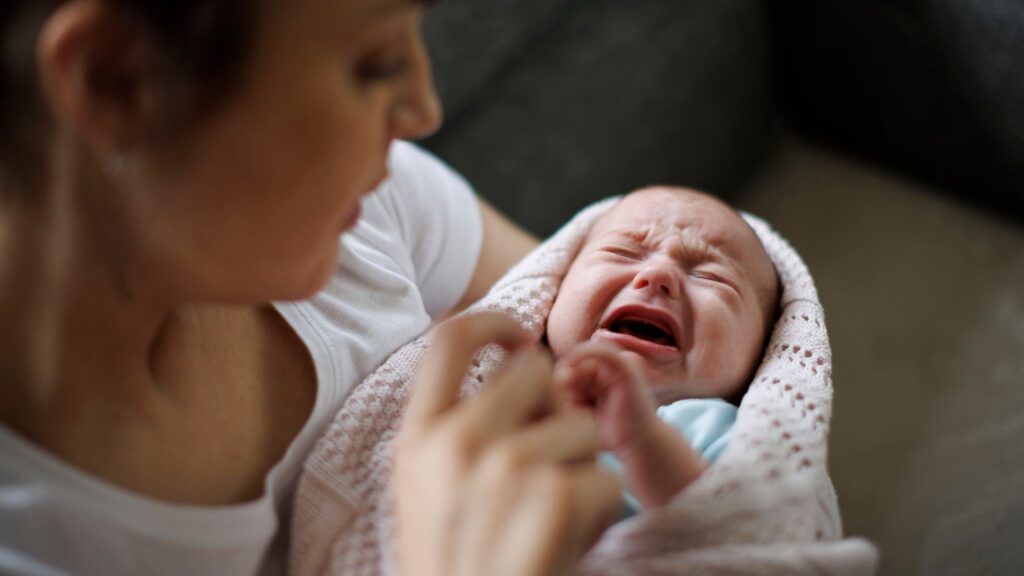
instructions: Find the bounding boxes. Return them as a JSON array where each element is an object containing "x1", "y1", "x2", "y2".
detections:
[
  {"x1": 388, "y1": 140, "x2": 469, "y2": 187},
  {"x1": 338, "y1": 142, "x2": 483, "y2": 315},
  {"x1": 368, "y1": 141, "x2": 476, "y2": 228}
]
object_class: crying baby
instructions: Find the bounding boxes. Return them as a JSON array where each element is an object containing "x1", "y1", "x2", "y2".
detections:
[{"x1": 546, "y1": 187, "x2": 780, "y2": 512}]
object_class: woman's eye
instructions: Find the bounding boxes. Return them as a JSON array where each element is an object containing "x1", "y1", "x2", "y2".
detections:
[{"x1": 356, "y1": 56, "x2": 409, "y2": 82}]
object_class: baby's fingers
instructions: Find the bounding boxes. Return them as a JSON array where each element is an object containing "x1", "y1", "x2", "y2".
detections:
[
  {"x1": 554, "y1": 358, "x2": 605, "y2": 407},
  {"x1": 557, "y1": 341, "x2": 623, "y2": 368},
  {"x1": 565, "y1": 341, "x2": 648, "y2": 385}
]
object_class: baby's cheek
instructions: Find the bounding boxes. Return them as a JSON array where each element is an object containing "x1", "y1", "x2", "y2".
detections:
[
  {"x1": 545, "y1": 296, "x2": 578, "y2": 358},
  {"x1": 691, "y1": 324, "x2": 739, "y2": 390},
  {"x1": 718, "y1": 329, "x2": 763, "y2": 395},
  {"x1": 549, "y1": 266, "x2": 622, "y2": 354}
]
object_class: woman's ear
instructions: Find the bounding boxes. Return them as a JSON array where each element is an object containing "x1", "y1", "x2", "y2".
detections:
[{"x1": 35, "y1": 0, "x2": 158, "y2": 156}]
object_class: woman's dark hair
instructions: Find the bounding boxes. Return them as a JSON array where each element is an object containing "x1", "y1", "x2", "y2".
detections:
[{"x1": 0, "y1": 0, "x2": 255, "y2": 201}]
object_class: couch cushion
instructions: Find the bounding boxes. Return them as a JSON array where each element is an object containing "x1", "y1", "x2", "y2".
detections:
[
  {"x1": 773, "y1": 0, "x2": 1024, "y2": 220},
  {"x1": 423, "y1": 0, "x2": 577, "y2": 122},
  {"x1": 422, "y1": 0, "x2": 775, "y2": 235}
]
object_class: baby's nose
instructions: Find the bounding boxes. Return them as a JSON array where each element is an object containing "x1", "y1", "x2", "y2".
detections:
[{"x1": 632, "y1": 263, "x2": 680, "y2": 299}]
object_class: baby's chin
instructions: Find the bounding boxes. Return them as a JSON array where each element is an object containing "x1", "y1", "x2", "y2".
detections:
[
  {"x1": 648, "y1": 379, "x2": 695, "y2": 406},
  {"x1": 642, "y1": 363, "x2": 748, "y2": 406},
  {"x1": 611, "y1": 349, "x2": 686, "y2": 399}
]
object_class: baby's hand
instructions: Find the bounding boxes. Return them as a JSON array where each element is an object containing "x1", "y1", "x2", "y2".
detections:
[{"x1": 554, "y1": 342, "x2": 660, "y2": 458}]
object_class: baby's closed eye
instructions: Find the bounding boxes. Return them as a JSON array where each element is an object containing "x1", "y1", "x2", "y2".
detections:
[
  {"x1": 690, "y1": 266, "x2": 741, "y2": 295},
  {"x1": 600, "y1": 245, "x2": 644, "y2": 260}
]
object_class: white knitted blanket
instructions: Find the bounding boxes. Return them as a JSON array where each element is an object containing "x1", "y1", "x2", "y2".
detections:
[{"x1": 289, "y1": 198, "x2": 880, "y2": 576}]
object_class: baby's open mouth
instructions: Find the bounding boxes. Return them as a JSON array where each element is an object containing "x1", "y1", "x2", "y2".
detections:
[
  {"x1": 596, "y1": 304, "x2": 683, "y2": 360},
  {"x1": 608, "y1": 315, "x2": 677, "y2": 347}
]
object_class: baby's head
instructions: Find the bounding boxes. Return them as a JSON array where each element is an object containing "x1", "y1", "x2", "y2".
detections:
[{"x1": 547, "y1": 187, "x2": 779, "y2": 405}]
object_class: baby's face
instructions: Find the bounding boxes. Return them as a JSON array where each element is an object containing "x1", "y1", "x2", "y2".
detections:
[{"x1": 547, "y1": 188, "x2": 778, "y2": 404}]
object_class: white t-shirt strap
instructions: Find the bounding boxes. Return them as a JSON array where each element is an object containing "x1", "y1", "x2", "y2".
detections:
[{"x1": 380, "y1": 141, "x2": 484, "y2": 317}]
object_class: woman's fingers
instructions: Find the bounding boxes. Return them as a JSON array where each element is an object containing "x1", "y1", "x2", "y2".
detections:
[
  {"x1": 397, "y1": 314, "x2": 627, "y2": 576},
  {"x1": 404, "y1": 312, "x2": 529, "y2": 434},
  {"x1": 480, "y1": 408, "x2": 603, "y2": 474},
  {"x1": 461, "y1": 411, "x2": 623, "y2": 576},
  {"x1": 559, "y1": 464, "x2": 624, "y2": 562},
  {"x1": 449, "y1": 345, "x2": 556, "y2": 450},
  {"x1": 518, "y1": 462, "x2": 623, "y2": 576}
]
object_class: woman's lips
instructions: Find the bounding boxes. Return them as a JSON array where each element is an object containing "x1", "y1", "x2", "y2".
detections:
[
  {"x1": 343, "y1": 169, "x2": 388, "y2": 232},
  {"x1": 370, "y1": 176, "x2": 387, "y2": 192},
  {"x1": 341, "y1": 202, "x2": 362, "y2": 231},
  {"x1": 369, "y1": 169, "x2": 390, "y2": 192},
  {"x1": 593, "y1": 328, "x2": 681, "y2": 363}
]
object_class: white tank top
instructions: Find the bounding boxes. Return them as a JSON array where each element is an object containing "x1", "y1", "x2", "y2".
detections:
[{"x1": 0, "y1": 141, "x2": 484, "y2": 576}]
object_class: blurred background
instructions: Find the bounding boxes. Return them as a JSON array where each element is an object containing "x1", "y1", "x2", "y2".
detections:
[{"x1": 420, "y1": 1, "x2": 1024, "y2": 575}]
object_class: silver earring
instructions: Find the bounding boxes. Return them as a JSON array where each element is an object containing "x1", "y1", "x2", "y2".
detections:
[{"x1": 105, "y1": 151, "x2": 125, "y2": 176}]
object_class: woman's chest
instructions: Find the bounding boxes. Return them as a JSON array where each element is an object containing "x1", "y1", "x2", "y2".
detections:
[{"x1": 134, "y1": 306, "x2": 318, "y2": 505}]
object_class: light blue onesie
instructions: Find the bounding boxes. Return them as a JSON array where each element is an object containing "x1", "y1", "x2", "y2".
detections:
[{"x1": 598, "y1": 398, "x2": 737, "y2": 514}]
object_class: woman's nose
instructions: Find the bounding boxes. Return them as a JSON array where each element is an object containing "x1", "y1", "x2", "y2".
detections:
[
  {"x1": 632, "y1": 262, "x2": 680, "y2": 299},
  {"x1": 391, "y1": 40, "x2": 443, "y2": 140}
]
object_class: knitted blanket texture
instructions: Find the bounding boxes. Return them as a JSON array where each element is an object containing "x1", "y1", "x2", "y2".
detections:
[{"x1": 289, "y1": 198, "x2": 880, "y2": 576}]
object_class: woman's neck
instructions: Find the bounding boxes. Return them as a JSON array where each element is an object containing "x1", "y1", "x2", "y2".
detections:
[{"x1": 0, "y1": 158, "x2": 176, "y2": 449}]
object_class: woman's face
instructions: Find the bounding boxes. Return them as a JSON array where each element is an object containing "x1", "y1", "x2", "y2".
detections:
[{"x1": 127, "y1": 0, "x2": 441, "y2": 302}]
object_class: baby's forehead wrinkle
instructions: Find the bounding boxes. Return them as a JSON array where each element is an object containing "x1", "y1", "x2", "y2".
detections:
[
  {"x1": 658, "y1": 221, "x2": 744, "y2": 271},
  {"x1": 600, "y1": 218, "x2": 735, "y2": 262},
  {"x1": 607, "y1": 225, "x2": 652, "y2": 244}
]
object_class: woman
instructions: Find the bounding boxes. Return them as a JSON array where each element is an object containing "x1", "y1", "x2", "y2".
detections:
[{"x1": 0, "y1": 0, "x2": 621, "y2": 574}]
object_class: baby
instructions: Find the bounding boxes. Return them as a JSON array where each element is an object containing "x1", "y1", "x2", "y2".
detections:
[{"x1": 546, "y1": 187, "x2": 779, "y2": 512}]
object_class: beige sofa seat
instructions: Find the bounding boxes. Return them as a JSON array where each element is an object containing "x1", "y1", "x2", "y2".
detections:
[{"x1": 740, "y1": 138, "x2": 1024, "y2": 576}]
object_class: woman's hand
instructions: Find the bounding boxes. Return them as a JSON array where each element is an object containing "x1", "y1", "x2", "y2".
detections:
[{"x1": 394, "y1": 312, "x2": 622, "y2": 576}]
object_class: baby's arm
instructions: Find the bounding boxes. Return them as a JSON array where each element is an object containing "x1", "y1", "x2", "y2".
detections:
[
  {"x1": 616, "y1": 414, "x2": 707, "y2": 509},
  {"x1": 555, "y1": 343, "x2": 707, "y2": 510}
]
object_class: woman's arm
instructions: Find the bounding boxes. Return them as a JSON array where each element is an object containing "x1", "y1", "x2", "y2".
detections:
[{"x1": 453, "y1": 197, "x2": 538, "y2": 312}]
